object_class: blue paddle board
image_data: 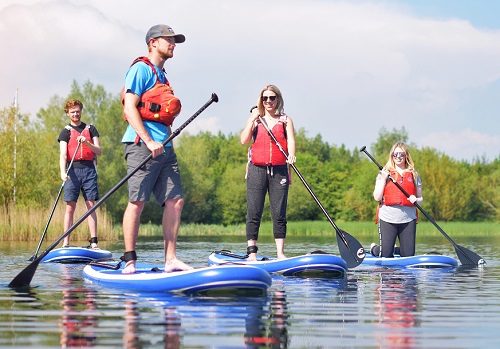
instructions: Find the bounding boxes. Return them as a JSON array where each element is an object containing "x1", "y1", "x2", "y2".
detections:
[
  {"x1": 83, "y1": 263, "x2": 272, "y2": 295},
  {"x1": 362, "y1": 254, "x2": 458, "y2": 268},
  {"x1": 208, "y1": 250, "x2": 347, "y2": 278},
  {"x1": 41, "y1": 246, "x2": 112, "y2": 264}
]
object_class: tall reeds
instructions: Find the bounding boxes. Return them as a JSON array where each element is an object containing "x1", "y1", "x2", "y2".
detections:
[{"x1": 0, "y1": 202, "x2": 117, "y2": 241}]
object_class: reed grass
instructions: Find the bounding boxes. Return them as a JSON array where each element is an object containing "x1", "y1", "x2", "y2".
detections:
[
  {"x1": 0, "y1": 202, "x2": 115, "y2": 242},
  {"x1": 176, "y1": 220, "x2": 499, "y2": 238},
  {"x1": 0, "y1": 203, "x2": 497, "y2": 242}
]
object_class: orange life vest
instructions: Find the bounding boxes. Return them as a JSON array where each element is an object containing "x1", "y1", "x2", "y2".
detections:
[
  {"x1": 122, "y1": 56, "x2": 181, "y2": 126},
  {"x1": 66, "y1": 125, "x2": 95, "y2": 161},
  {"x1": 250, "y1": 116, "x2": 288, "y2": 166},
  {"x1": 383, "y1": 170, "x2": 417, "y2": 207}
]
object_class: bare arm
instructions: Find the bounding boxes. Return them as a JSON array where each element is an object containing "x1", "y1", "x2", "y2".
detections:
[
  {"x1": 59, "y1": 141, "x2": 68, "y2": 181},
  {"x1": 373, "y1": 169, "x2": 389, "y2": 201},
  {"x1": 408, "y1": 176, "x2": 423, "y2": 204},
  {"x1": 285, "y1": 116, "x2": 296, "y2": 164},
  {"x1": 76, "y1": 135, "x2": 102, "y2": 156},
  {"x1": 240, "y1": 108, "x2": 260, "y2": 144}
]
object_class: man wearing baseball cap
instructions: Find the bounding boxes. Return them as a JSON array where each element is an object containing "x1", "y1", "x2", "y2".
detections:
[
  {"x1": 120, "y1": 24, "x2": 191, "y2": 274},
  {"x1": 145, "y1": 24, "x2": 185, "y2": 44}
]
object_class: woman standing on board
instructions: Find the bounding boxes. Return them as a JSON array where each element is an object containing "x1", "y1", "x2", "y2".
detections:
[
  {"x1": 370, "y1": 142, "x2": 423, "y2": 258},
  {"x1": 240, "y1": 84, "x2": 296, "y2": 261}
]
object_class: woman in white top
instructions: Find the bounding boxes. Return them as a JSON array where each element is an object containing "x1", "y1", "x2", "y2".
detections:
[{"x1": 370, "y1": 142, "x2": 423, "y2": 257}]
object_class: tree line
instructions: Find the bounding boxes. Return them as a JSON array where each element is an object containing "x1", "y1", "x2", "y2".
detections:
[{"x1": 1, "y1": 81, "x2": 498, "y2": 225}]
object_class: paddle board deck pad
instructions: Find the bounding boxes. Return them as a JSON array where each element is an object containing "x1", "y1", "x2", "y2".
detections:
[
  {"x1": 362, "y1": 254, "x2": 458, "y2": 268},
  {"x1": 41, "y1": 247, "x2": 112, "y2": 264},
  {"x1": 208, "y1": 250, "x2": 347, "y2": 278},
  {"x1": 83, "y1": 263, "x2": 272, "y2": 295}
]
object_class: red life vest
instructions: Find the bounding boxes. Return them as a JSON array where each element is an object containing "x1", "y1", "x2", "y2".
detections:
[
  {"x1": 250, "y1": 116, "x2": 288, "y2": 166},
  {"x1": 66, "y1": 125, "x2": 95, "y2": 161},
  {"x1": 122, "y1": 56, "x2": 181, "y2": 126},
  {"x1": 383, "y1": 170, "x2": 417, "y2": 207}
]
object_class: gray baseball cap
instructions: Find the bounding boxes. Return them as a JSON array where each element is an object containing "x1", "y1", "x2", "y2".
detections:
[{"x1": 145, "y1": 24, "x2": 185, "y2": 44}]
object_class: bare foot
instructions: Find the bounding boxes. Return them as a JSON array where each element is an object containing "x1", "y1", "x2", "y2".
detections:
[
  {"x1": 164, "y1": 259, "x2": 193, "y2": 273},
  {"x1": 122, "y1": 260, "x2": 136, "y2": 274},
  {"x1": 277, "y1": 254, "x2": 287, "y2": 260},
  {"x1": 247, "y1": 253, "x2": 257, "y2": 261}
]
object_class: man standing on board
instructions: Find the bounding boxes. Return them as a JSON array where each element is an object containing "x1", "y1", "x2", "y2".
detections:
[
  {"x1": 58, "y1": 99, "x2": 101, "y2": 248},
  {"x1": 120, "y1": 24, "x2": 191, "y2": 274}
]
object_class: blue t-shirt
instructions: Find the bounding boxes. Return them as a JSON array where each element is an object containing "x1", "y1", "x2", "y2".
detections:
[{"x1": 121, "y1": 61, "x2": 173, "y2": 147}]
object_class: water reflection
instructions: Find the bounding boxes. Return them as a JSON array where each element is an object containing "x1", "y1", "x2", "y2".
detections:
[
  {"x1": 375, "y1": 270, "x2": 418, "y2": 349},
  {"x1": 59, "y1": 265, "x2": 97, "y2": 348},
  {"x1": 122, "y1": 298, "x2": 182, "y2": 349},
  {"x1": 1, "y1": 240, "x2": 498, "y2": 348},
  {"x1": 245, "y1": 289, "x2": 289, "y2": 348}
]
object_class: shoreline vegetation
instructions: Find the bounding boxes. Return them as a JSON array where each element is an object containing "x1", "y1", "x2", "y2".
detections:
[{"x1": 1, "y1": 203, "x2": 497, "y2": 241}]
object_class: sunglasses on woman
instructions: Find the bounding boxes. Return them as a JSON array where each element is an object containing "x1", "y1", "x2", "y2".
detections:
[
  {"x1": 392, "y1": 152, "x2": 406, "y2": 158},
  {"x1": 261, "y1": 95, "x2": 277, "y2": 102}
]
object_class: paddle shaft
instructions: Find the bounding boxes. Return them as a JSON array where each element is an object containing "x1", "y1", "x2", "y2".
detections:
[
  {"x1": 256, "y1": 117, "x2": 351, "y2": 251},
  {"x1": 9, "y1": 93, "x2": 218, "y2": 288},
  {"x1": 29, "y1": 141, "x2": 82, "y2": 261},
  {"x1": 360, "y1": 146, "x2": 485, "y2": 265}
]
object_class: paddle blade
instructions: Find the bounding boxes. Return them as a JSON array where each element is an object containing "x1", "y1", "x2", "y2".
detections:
[
  {"x1": 454, "y1": 244, "x2": 486, "y2": 266},
  {"x1": 336, "y1": 229, "x2": 366, "y2": 268},
  {"x1": 9, "y1": 258, "x2": 41, "y2": 288}
]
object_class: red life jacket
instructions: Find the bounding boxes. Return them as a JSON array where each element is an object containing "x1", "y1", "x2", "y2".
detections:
[
  {"x1": 250, "y1": 116, "x2": 288, "y2": 166},
  {"x1": 383, "y1": 170, "x2": 417, "y2": 207},
  {"x1": 122, "y1": 56, "x2": 181, "y2": 126},
  {"x1": 66, "y1": 125, "x2": 95, "y2": 161}
]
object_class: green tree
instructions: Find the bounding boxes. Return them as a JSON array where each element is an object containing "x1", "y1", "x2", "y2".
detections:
[
  {"x1": 371, "y1": 127, "x2": 409, "y2": 158},
  {"x1": 216, "y1": 164, "x2": 247, "y2": 225}
]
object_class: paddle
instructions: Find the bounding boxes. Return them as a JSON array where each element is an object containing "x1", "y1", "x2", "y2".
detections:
[
  {"x1": 359, "y1": 146, "x2": 486, "y2": 266},
  {"x1": 256, "y1": 116, "x2": 365, "y2": 268},
  {"x1": 28, "y1": 141, "x2": 82, "y2": 261},
  {"x1": 9, "y1": 93, "x2": 219, "y2": 288}
]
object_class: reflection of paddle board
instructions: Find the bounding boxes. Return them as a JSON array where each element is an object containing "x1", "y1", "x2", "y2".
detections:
[
  {"x1": 208, "y1": 250, "x2": 347, "y2": 278},
  {"x1": 41, "y1": 247, "x2": 112, "y2": 263},
  {"x1": 83, "y1": 263, "x2": 272, "y2": 295},
  {"x1": 361, "y1": 254, "x2": 458, "y2": 268}
]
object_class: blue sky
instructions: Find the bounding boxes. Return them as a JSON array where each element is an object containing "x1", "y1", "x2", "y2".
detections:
[
  {"x1": 395, "y1": 0, "x2": 500, "y2": 29},
  {"x1": 1, "y1": 0, "x2": 499, "y2": 162}
]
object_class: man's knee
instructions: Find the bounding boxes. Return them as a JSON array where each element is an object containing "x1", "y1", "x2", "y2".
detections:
[
  {"x1": 65, "y1": 202, "x2": 76, "y2": 213},
  {"x1": 127, "y1": 201, "x2": 145, "y2": 214},
  {"x1": 165, "y1": 197, "x2": 184, "y2": 210}
]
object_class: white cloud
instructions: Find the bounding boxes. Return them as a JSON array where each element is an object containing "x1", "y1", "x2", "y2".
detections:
[
  {"x1": 181, "y1": 115, "x2": 221, "y2": 136},
  {"x1": 420, "y1": 129, "x2": 500, "y2": 161},
  {"x1": 1, "y1": 0, "x2": 499, "y2": 161}
]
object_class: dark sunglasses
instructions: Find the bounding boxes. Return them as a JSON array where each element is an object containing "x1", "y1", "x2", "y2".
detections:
[
  {"x1": 392, "y1": 151, "x2": 406, "y2": 158},
  {"x1": 261, "y1": 95, "x2": 277, "y2": 102}
]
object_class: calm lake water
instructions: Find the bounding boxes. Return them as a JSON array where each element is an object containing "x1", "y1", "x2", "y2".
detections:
[{"x1": 1, "y1": 235, "x2": 499, "y2": 348}]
